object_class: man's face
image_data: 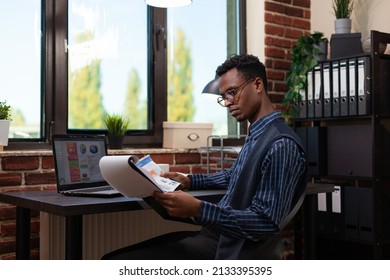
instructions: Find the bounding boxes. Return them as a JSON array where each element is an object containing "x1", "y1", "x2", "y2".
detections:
[{"x1": 218, "y1": 68, "x2": 262, "y2": 124}]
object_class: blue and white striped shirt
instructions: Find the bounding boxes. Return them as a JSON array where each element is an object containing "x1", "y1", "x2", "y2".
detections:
[{"x1": 190, "y1": 111, "x2": 306, "y2": 241}]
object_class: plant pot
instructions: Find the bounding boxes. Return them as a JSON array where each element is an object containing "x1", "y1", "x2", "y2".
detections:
[
  {"x1": 107, "y1": 135, "x2": 124, "y2": 149},
  {"x1": 334, "y1": 18, "x2": 351, "y2": 34},
  {"x1": 0, "y1": 119, "x2": 10, "y2": 147}
]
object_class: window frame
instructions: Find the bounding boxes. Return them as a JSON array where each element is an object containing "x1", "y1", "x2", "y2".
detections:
[{"x1": 6, "y1": 0, "x2": 246, "y2": 150}]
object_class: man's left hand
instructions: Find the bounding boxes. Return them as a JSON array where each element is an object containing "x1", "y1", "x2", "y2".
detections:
[{"x1": 153, "y1": 190, "x2": 202, "y2": 218}]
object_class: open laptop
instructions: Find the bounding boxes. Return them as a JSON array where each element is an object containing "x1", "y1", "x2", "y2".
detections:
[{"x1": 52, "y1": 134, "x2": 121, "y2": 197}]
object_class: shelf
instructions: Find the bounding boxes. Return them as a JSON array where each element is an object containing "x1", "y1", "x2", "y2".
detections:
[{"x1": 298, "y1": 30, "x2": 390, "y2": 259}]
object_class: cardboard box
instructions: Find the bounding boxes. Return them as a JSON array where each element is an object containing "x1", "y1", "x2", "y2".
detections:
[{"x1": 163, "y1": 122, "x2": 213, "y2": 149}]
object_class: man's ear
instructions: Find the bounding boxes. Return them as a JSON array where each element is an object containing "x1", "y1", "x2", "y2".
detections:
[{"x1": 255, "y1": 77, "x2": 263, "y2": 93}]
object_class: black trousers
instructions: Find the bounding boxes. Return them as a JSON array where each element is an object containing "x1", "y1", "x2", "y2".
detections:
[{"x1": 101, "y1": 228, "x2": 219, "y2": 260}]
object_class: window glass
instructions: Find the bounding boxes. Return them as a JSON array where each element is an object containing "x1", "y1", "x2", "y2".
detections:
[
  {"x1": 68, "y1": 0, "x2": 148, "y2": 130},
  {"x1": 1, "y1": 0, "x2": 42, "y2": 138},
  {"x1": 167, "y1": 0, "x2": 228, "y2": 135}
]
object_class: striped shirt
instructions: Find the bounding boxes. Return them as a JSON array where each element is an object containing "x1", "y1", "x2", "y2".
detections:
[{"x1": 190, "y1": 111, "x2": 306, "y2": 241}]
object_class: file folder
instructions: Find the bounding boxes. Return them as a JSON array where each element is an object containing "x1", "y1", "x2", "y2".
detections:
[
  {"x1": 357, "y1": 57, "x2": 371, "y2": 115},
  {"x1": 323, "y1": 63, "x2": 331, "y2": 117},
  {"x1": 339, "y1": 61, "x2": 348, "y2": 116},
  {"x1": 316, "y1": 185, "x2": 344, "y2": 238},
  {"x1": 358, "y1": 187, "x2": 373, "y2": 242},
  {"x1": 296, "y1": 85, "x2": 307, "y2": 119},
  {"x1": 314, "y1": 66, "x2": 323, "y2": 118},
  {"x1": 307, "y1": 127, "x2": 327, "y2": 176},
  {"x1": 307, "y1": 70, "x2": 314, "y2": 118},
  {"x1": 348, "y1": 59, "x2": 358, "y2": 116},
  {"x1": 343, "y1": 186, "x2": 358, "y2": 240},
  {"x1": 331, "y1": 62, "x2": 340, "y2": 117}
]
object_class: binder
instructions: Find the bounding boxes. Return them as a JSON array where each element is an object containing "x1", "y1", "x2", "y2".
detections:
[
  {"x1": 357, "y1": 57, "x2": 371, "y2": 115},
  {"x1": 316, "y1": 185, "x2": 344, "y2": 238},
  {"x1": 307, "y1": 127, "x2": 327, "y2": 176},
  {"x1": 307, "y1": 70, "x2": 314, "y2": 118},
  {"x1": 343, "y1": 186, "x2": 358, "y2": 240},
  {"x1": 296, "y1": 84, "x2": 307, "y2": 119},
  {"x1": 358, "y1": 187, "x2": 373, "y2": 241},
  {"x1": 331, "y1": 62, "x2": 340, "y2": 117},
  {"x1": 323, "y1": 63, "x2": 331, "y2": 117},
  {"x1": 314, "y1": 66, "x2": 323, "y2": 118},
  {"x1": 348, "y1": 59, "x2": 358, "y2": 116},
  {"x1": 340, "y1": 61, "x2": 348, "y2": 116}
]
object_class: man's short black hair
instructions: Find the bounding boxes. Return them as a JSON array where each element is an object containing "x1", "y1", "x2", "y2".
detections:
[{"x1": 216, "y1": 54, "x2": 268, "y2": 91}]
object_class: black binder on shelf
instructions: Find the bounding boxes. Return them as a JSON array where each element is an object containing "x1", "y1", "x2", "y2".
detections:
[
  {"x1": 348, "y1": 59, "x2": 358, "y2": 116},
  {"x1": 331, "y1": 61, "x2": 340, "y2": 117},
  {"x1": 358, "y1": 187, "x2": 373, "y2": 242},
  {"x1": 323, "y1": 63, "x2": 332, "y2": 117},
  {"x1": 314, "y1": 66, "x2": 323, "y2": 118},
  {"x1": 316, "y1": 185, "x2": 344, "y2": 238},
  {"x1": 343, "y1": 186, "x2": 359, "y2": 240},
  {"x1": 307, "y1": 70, "x2": 314, "y2": 118},
  {"x1": 357, "y1": 56, "x2": 371, "y2": 115},
  {"x1": 339, "y1": 61, "x2": 348, "y2": 116},
  {"x1": 295, "y1": 86, "x2": 307, "y2": 119}
]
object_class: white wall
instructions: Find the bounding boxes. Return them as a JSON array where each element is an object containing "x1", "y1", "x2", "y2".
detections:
[{"x1": 246, "y1": 0, "x2": 265, "y2": 60}]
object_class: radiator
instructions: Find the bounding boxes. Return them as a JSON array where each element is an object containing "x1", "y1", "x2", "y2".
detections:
[{"x1": 40, "y1": 209, "x2": 200, "y2": 259}]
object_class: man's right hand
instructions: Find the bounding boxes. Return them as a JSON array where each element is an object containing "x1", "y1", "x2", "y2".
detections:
[{"x1": 161, "y1": 172, "x2": 191, "y2": 190}]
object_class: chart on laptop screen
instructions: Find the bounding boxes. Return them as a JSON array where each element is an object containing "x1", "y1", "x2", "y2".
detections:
[{"x1": 54, "y1": 138, "x2": 106, "y2": 186}]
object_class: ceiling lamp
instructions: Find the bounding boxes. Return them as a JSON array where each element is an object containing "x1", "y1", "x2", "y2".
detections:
[{"x1": 145, "y1": 0, "x2": 192, "y2": 8}]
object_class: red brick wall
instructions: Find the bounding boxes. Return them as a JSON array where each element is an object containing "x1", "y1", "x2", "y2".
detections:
[
  {"x1": 0, "y1": 150, "x2": 205, "y2": 260},
  {"x1": 264, "y1": 0, "x2": 311, "y2": 108}
]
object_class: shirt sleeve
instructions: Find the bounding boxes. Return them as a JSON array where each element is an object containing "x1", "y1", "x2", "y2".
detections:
[
  {"x1": 189, "y1": 167, "x2": 233, "y2": 190},
  {"x1": 195, "y1": 138, "x2": 306, "y2": 241}
]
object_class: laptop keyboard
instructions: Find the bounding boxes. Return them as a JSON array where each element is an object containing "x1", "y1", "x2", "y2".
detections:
[{"x1": 79, "y1": 186, "x2": 114, "y2": 193}]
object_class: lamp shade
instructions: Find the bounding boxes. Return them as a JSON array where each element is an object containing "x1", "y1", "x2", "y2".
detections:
[
  {"x1": 145, "y1": 0, "x2": 192, "y2": 8},
  {"x1": 202, "y1": 76, "x2": 220, "y2": 95}
]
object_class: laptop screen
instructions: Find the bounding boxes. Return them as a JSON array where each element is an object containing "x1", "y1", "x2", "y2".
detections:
[{"x1": 52, "y1": 135, "x2": 108, "y2": 191}]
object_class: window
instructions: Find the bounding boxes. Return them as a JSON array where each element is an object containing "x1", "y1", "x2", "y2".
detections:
[
  {"x1": 167, "y1": 0, "x2": 228, "y2": 135},
  {"x1": 1, "y1": 0, "x2": 42, "y2": 140},
  {"x1": 67, "y1": 0, "x2": 148, "y2": 131},
  {"x1": 5, "y1": 0, "x2": 245, "y2": 149}
]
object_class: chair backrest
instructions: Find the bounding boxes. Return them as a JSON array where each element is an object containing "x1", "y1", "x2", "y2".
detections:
[
  {"x1": 254, "y1": 182, "x2": 307, "y2": 259},
  {"x1": 279, "y1": 182, "x2": 307, "y2": 230}
]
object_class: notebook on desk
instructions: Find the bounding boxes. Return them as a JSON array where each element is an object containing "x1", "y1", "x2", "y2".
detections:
[{"x1": 52, "y1": 134, "x2": 121, "y2": 197}]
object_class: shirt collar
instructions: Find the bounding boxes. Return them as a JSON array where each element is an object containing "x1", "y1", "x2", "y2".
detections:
[{"x1": 248, "y1": 111, "x2": 283, "y2": 139}]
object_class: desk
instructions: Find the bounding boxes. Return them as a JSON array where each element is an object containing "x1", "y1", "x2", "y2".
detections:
[{"x1": 0, "y1": 190, "x2": 224, "y2": 260}]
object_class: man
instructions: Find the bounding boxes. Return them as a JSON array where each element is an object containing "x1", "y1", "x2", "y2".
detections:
[{"x1": 102, "y1": 54, "x2": 306, "y2": 260}]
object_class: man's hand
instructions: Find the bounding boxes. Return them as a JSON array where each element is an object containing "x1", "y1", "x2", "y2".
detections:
[
  {"x1": 161, "y1": 172, "x2": 191, "y2": 190},
  {"x1": 153, "y1": 190, "x2": 201, "y2": 218}
]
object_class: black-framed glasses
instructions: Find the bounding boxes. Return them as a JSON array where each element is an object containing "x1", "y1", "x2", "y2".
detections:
[{"x1": 217, "y1": 79, "x2": 254, "y2": 107}]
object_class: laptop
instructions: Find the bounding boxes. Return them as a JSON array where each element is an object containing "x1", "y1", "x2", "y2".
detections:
[{"x1": 52, "y1": 134, "x2": 121, "y2": 197}]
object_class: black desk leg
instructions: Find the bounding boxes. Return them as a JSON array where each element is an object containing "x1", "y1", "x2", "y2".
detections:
[
  {"x1": 16, "y1": 207, "x2": 31, "y2": 260},
  {"x1": 65, "y1": 215, "x2": 83, "y2": 260}
]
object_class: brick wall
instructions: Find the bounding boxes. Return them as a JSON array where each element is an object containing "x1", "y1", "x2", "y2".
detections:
[{"x1": 264, "y1": 0, "x2": 311, "y2": 108}]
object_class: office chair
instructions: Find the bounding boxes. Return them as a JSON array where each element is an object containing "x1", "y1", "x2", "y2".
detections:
[{"x1": 254, "y1": 182, "x2": 307, "y2": 259}]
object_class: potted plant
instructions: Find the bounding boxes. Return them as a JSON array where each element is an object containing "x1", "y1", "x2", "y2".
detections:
[
  {"x1": 104, "y1": 113, "x2": 129, "y2": 149},
  {"x1": 0, "y1": 100, "x2": 12, "y2": 149},
  {"x1": 283, "y1": 32, "x2": 328, "y2": 122},
  {"x1": 333, "y1": 0, "x2": 354, "y2": 34}
]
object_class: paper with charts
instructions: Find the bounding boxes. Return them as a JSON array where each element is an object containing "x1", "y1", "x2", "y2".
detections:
[{"x1": 99, "y1": 154, "x2": 180, "y2": 198}]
